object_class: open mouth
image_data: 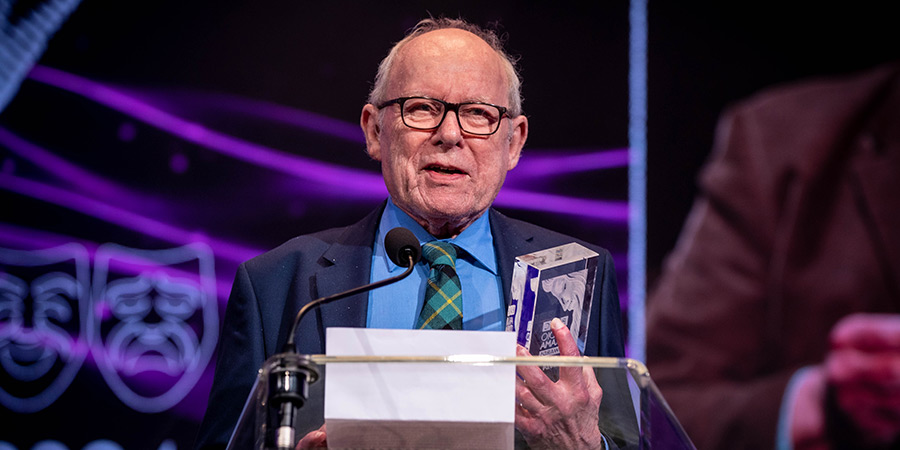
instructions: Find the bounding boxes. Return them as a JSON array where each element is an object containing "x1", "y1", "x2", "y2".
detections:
[{"x1": 424, "y1": 164, "x2": 465, "y2": 175}]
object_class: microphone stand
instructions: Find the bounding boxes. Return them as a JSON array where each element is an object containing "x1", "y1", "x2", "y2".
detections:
[{"x1": 267, "y1": 248, "x2": 418, "y2": 449}]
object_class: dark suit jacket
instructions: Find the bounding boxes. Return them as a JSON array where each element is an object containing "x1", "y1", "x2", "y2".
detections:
[
  {"x1": 647, "y1": 62, "x2": 900, "y2": 450},
  {"x1": 195, "y1": 204, "x2": 627, "y2": 448}
]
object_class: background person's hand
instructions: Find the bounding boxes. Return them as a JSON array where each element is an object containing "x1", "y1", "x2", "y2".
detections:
[
  {"x1": 827, "y1": 313, "x2": 900, "y2": 446},
  {"x1": 792, "y1": 313, "x2": 900, "y2": 449}
]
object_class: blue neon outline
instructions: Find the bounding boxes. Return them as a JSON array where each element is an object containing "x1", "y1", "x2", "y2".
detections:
[{"x1": 628, "y1": 0, "x2": 648, "y2": 362}]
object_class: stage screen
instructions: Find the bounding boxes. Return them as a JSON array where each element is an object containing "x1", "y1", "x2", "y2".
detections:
[{"x1": 0, "y1": 2, "x2": 632, "y2": 448}]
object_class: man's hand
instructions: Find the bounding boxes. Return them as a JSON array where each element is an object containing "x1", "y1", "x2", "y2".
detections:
[
  {"x1": 515, "y1": 318, "x2": 605, "y2": 449},
  {"x1": 792, "y1": 313, "x2": 900, "y2": 449},
  {"x1": 296, "y1": 423, "x2": 326, "y2": 449}
]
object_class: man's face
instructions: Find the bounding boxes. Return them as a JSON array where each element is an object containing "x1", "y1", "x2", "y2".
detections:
[{"x1": 362, "y1": 29, "x2": 528, "y2": 236}]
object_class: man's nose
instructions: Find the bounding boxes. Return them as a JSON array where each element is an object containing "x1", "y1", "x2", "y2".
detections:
[{"x1": 433, "y1": 110, "x2": 463, "y2": 148}]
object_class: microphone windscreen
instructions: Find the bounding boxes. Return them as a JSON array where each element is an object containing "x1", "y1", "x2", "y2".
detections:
[{"x1": 384, "y1": 227, "x2": 421, "y2": 267}]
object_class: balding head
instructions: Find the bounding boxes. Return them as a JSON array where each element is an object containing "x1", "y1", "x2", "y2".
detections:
[{"x1": 368, "y1": 17, "x2": 523, "y2": 117}]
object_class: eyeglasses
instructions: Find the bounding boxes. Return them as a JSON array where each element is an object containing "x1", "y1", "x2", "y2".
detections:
[{"x1": 377, "y1": 96, "x2": 509, "y2": 136}]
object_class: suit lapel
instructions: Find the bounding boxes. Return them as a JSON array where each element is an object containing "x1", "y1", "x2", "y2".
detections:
[
  {"x1": 849, "y1": 76, "x2": 900, "y2": 300},
  {"x1": 490, "y1": 209, "x2": 536, "y2": 307},
  {"x1": 313, "y1": 204, "x2": 385, "y2": 329}
]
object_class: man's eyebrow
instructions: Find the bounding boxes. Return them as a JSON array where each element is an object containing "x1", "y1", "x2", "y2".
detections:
[
  {"x1": 399, "y1": 95, "x2": 497, "y2": 104},
  {"x1": 454, "y1": 96, "x2": 494, "y2": 104}
]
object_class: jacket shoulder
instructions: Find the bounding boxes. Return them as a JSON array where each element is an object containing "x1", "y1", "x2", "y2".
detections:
[
  {"x1": 240, "y1": 204, "x2": 384, "y2": 275},
  {"x1": 490, "y1": 209, "x2": 613, "y2": 259},
  {"x1": 241, "y1": 226, "x2": 345, "y2": 274},
  {"x1": 728, "y1": 62, "x2": 900, "y2": 121}
]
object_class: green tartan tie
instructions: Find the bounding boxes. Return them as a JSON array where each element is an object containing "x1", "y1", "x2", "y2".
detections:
[{"x1": 416, "y1": 241, "x2": 463, "y2": 330}]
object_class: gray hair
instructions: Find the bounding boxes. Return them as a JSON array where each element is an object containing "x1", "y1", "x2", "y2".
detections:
[{"x1": 367, "y1": 17, "x2": 524, "y2": 117}]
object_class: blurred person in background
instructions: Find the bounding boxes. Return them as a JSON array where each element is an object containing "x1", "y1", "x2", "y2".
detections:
[{"x1": 647, "y1": 62, "x2": 900, "y2": 449}]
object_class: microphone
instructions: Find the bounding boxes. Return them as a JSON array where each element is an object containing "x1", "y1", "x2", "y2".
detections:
[
  {"x1": 385, "y1": 227, "x2": 421, "y2": 269},
  {"x1": 267, "y1": 227, "x2": 421, "y2": 449}
]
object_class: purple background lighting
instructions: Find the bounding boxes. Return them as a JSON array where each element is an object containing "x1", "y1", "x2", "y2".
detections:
[
  {"x1": 0, "y1": 173, "x2": 265, "y2": 265},
  {"x1": 2, "y1": 1, "x2": 894, "y2": 449},
  {"x1": 0, "y1": 224, "x2": 239, "y2": 303},
  {"x1": 27, "y1": 65, "x2": 630, "y2": 219},
  {"x1": 0, "y1": 1, "x2": 656, "y2": 448},
  {"x1": 0, "y1": 126, "x2": 164, "y2": 211}
]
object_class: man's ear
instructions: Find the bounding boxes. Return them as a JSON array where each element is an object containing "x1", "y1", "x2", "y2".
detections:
[
  {"x1": 360, "y1": 104, "x2": 382, "y2": 161},
  {"x1": 506, "y1": 114, "x2": 528, "y2": 170}
]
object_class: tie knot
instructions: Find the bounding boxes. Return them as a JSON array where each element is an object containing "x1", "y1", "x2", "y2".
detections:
[{"x1": 422, "y1": 241, "x2": 458, "y2": 268}]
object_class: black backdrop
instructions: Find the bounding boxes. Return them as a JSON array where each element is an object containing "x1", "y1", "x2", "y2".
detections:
[
  {"x1": 0, "y1": 1, "x2": 897, "y2": 448},
  {"x1": 647, "y1": 2, "x2": 899, "y2": 284}
]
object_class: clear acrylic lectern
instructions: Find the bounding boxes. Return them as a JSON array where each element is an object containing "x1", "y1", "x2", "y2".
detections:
[{"x1": 226, "y1": 353, "x2": 695, "y2": 449}]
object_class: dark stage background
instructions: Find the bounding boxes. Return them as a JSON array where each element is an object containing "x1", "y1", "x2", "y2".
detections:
[{"x1": 1, "y1": 1, "x2": 897, "y2": 449}]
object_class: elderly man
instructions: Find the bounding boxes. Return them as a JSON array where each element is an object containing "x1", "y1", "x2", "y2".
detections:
[{"x1": 195, "y1": 17, "x2": 626, "y2": 449}]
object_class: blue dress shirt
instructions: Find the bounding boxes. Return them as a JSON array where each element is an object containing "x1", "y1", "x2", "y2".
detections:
[{"x1": 367, "y1": 198, "x2": 506, "y2": 331}]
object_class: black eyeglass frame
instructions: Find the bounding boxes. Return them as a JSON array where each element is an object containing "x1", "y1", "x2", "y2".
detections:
[{"x1": 377, "y1": 96, "x2": 510, "y2": 136}]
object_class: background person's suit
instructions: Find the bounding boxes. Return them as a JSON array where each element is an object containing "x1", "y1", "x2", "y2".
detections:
[{"x1": 647, "y1": 62, "x2": 900, "y2": 450}]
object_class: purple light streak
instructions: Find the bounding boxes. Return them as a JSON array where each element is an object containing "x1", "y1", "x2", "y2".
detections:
[
  {"x1": 0, "y1": 222, "x2": 97, "y2": 253},
  {"x1": 151, "y1": 90, "x2": 367, "y2": 144},
  {"x1": 511, "y1": 148, "x2": 630, "y2": 178},
  {"x1": 27, "y1": 65, "x2": 388, "y2": 198},
  {"x1": 496, "y1": 189, "x2": 629, "y2": 221},
  {"x1": 0, "y1": 126, "x2": 165, "y2": 211},
  {"x1": 0, "y1": 127, "x2": 255, "y2": 275},
  {"x1": 24, "y1": 65, "x2": 628, "y2": 222},
  {"x1": 0, "y1": 173, "x2": 264, "y2": 265},
  {"x1": 0, "y1": 222, "x2": 235, "y2": 302}
]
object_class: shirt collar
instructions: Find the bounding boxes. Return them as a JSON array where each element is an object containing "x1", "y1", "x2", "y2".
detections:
[{"x1": 377, "y1": 198, "x2": 497, "y2": 274}]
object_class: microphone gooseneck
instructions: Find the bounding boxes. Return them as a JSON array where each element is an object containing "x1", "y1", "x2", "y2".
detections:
[
  {"x1": 282, "y1": 226, "x2": 422, "y2": 353},
  {"x1": 267, "y1": 227, "x2": 422, "y2": 448}
]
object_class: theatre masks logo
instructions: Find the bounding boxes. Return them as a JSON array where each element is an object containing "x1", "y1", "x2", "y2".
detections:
[
  {"x1": 0, "y1": 244, "x2": 90, "y2": 413},
  {"x1": 0, "y1": 243, "x2": 218, "y2": 413}
]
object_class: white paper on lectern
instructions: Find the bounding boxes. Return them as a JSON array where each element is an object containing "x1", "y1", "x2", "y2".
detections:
[{"x1": 324, "y1": 328, "x2": 516, "y2": 422}]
